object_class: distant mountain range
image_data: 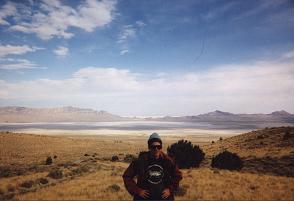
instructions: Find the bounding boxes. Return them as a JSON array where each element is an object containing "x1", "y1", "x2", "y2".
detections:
[
  {"x1": 0, "y1": 106, "x2": 293, "y2": 123},
  {"x1": 147, "y1": 110, "x2": 294, "y2": 123},
  {"x1": 0, "y1": 106, "x2": 127, "y2": 123}
]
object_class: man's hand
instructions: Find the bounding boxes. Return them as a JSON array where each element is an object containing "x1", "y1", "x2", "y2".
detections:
[
  {"x1": 161, "y1": 188, "x2": 171, "y2": 199},
  {"x1": 138, "y1": 189, "x2": 150, "y2": 199}
]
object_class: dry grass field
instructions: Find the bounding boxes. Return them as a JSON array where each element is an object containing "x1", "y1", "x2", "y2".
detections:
[{"x1": 0, "y1": 127, "x2": 293, "y2": 200}]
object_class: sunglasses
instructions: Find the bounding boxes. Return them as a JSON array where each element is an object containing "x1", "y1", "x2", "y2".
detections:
[{"x1": 150, "y1": 145, "x2": 162, "y2": 150}]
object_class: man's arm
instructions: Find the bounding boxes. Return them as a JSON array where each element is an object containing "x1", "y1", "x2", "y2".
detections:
[
  {"x1": 168, "y1": 160, "x2": 183, "y2": 192},
  {"x1": 122, "y1": 160, "x2": 142, "y2": 196}
]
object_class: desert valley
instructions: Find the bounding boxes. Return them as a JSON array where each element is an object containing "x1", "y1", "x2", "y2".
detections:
[{"x1": 0, "y1": 107, "x2": 293, "y2": 200}]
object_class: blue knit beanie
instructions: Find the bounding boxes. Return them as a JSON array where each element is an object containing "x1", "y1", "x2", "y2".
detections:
[{"x1": 148, "y1": 132, "x2": 162, "y2": 146}]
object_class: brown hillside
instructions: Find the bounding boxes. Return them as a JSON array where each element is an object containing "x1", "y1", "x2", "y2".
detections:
[{"x1": 202, "y1": 127, "x2": 294, "y2": 177}]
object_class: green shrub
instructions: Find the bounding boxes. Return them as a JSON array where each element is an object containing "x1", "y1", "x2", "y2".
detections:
[
  {"x1": 45, "y1": 156, "x2": 53, "y2": 165},
  {"x1": 19, "y1": 180, "x2": 34, "y2": 188},
  {"x1": 0, "y1": 167, "x2": 13, "y2": 177},
  {"x1": 72, "y1": 165, "x2": 89, "y2": 175},
  {"x1": 47, "y1": 169, "x2": 63, "y2": 179},
  {"x1": 111, "y1": 155, "x2": 119, "y2": 161}
]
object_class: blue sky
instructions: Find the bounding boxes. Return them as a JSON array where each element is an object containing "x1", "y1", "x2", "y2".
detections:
[{"x1": 0, "y1": 0, "x2": 294, "y2": 116}]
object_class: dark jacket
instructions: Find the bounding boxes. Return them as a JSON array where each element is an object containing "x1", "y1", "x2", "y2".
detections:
[{"x1": 122, "y1": 151, "x2": 182, "y2": 200}]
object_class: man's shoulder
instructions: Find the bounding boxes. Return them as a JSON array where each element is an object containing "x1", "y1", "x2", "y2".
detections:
[
  {"x1": 161, "y1": 152, "x2": 175, "y2": 164},
  {"x1": 137, "y1": 151, "x2": 149, "y2": 160}
]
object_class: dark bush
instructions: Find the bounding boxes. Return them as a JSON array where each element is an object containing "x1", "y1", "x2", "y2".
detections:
[
  {"x1": 283, "y1": 128, "x2": 291, "y2": 140},
  {"x1": 0, "y1": 167, "x2": 13, "y2": 177},
  {"x1": 257, "y1": 134, "x2": 265, "y2": 139},
  {"x1": 53, "y1": 155, "x2": 57, "y2": 159},
  {"x1": 6, "y1": 185, "x2": 15, "y2": 192},
  {"x1": 84, "y1": 154, "x2": 89, "y2": 156},
  {"x1": 38, "y1": 178, "x2": 49, "y2": 185},
  {"x1": 111, "y1": 155, "x2": 119, "y2": 162},
  {"x1": 47, "y1": 169, "x2": 63, "y2": 179},
  {"x1": 80, "y1": 165, "x2": 90, "y2": 172},
  {"x1": 19, "y1": 180, "x2": 34, "y2": 188},
  {"x1": 219, "y1": 137, "x2": 223, "y2": 141},
  {"x1": 16, "y1": 169, "x2": 25, "y2": 176},
  {"x1": 167, "y1": 140, "x2": 205, "y2": 169},
  {"x1": 28, "y1": 164, "x2": 38, "y2": 171},
  {"x1": 62, "y1": 161, "x2": 74, "y2": 168},
  {"x1": 72, "y1": 165, "x2": 89, "y2": 175},
  {"x1": 211, "y1": 151, "x2": 243, "y2": 170},
  {"x1": 211, "y1": 141, "x2": 215, "y2": 144},
  {"x1": 45, "y1": 156, "x2": 53, "y2": 165},
  {"x1": 71, "y1": 168, "x2": 82, "y2": 175}
]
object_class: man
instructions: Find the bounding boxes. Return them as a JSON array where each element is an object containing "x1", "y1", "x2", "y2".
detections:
[{"x1": 123, "y1": 133, "x2": 182, "y2": 200}]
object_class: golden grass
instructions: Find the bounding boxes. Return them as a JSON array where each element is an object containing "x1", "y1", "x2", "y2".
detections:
[
  {"x1": 0, "y1": 132, "x2": 222, "y2": 166},
  {"x1": 0, "y1": 172, "x2": 48, "y2": 196},
  {"x1": 181, "y1": 168, "x2": 294, "y2": 200},
  {"x1": 16, "y1": 162, "x2": 131, "y2": 200},
  {"x1": 1, "y1": 127, "x2": 294, "y2": 200},
  {"x1": 202, "y1": 127, "x2": 294, "y2": 158},
  {"x1": 15, "y1": 165, "x2": 294, "y2": 200}
]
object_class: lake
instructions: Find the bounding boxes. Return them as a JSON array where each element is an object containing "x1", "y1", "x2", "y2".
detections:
[{"x1": 0, "y1": 121, "x2": 259, "y2": 130}]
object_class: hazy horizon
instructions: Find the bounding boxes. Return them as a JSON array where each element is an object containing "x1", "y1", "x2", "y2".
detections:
[
  {"x1": 0, "y1": 105, "x2": 293, "y2": 117},
  {"x1": 1, "y1": 0, "x2": 294, "y2": 116}
]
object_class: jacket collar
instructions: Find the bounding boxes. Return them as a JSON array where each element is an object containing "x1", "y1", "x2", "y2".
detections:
[{"x1": 147, "y1": 151, "x2": 165, "y2": 160}]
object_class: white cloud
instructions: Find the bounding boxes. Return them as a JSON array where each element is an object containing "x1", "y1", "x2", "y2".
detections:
[
  {"x1": 203, "y1": 1, "x2": 238, "y2": 20},
  {"x1": 282, "y1": 50, "x2": 294, "y2": 59},
  {"x1": 0, "y1": 58, "x2": 44, "y2": 70},
  {"x1": 0, "y1": 2, "x2": 17, "y2": 25},
  {"x1": 135, "y1": 20, "x2": 146, "y2": 27},
  {"x1": 6, "y1": 0, "x2": 116, "y2": 40},
  {"x1": 118, "y1": 25, "x2": 136, "y2": 44},
  {"x1": 73, "y1": 67, "x2": 139, "y2": 91},
  {"x1": 120, "y1": 49, "x2": 129, "y2": 55},
  {"x1": 0, "y1": 55, "x2": 293, "y2": 115},
  {"x1": 233, "y1": 0, "x2": 292, "y2": 22},
  {"x1": 0, "y1": 45, "x2": 42, "y2": 58},
  {"x1": 54, "y1": 46, "x2": 69, "y2": 57},
  {"x1": 118, "y1": 21, "x2": 145, "y2": 55}
]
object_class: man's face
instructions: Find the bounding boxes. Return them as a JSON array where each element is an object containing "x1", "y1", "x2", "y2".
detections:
[{"x1": 149, "y1": 141, "x2": 162, "y2": 158}]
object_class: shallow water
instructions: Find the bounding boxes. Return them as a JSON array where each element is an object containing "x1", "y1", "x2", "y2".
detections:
[{"x1": 1, "y1": 121, "x2": 292, "y2": 136}]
